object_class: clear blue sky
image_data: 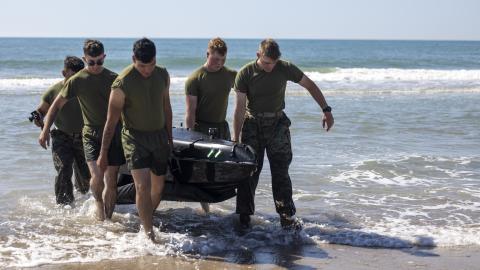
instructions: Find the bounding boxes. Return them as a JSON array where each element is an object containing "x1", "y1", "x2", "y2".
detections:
[{"x1": 2, "y1": 0, "x2": 479, "y2": 40}]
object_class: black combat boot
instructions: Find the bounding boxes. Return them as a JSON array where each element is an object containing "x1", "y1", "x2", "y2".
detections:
[
  {"x1": 239, "y1": 214, "x2": 251, "y2": 229},
  {"x1": 280, "y1": 215, "x2": 303, "y2": 231}
]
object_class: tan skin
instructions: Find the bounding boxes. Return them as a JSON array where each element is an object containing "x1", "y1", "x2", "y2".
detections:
[
  {"x1": 232, "y1": 52, "x2": 334, "y2": 142},
  {"x1": 97, "y1": 56, "x2": 173, "y2": 240},
  {"x1": 38, "y1": 53, "x2": 120, "y2": 221}
]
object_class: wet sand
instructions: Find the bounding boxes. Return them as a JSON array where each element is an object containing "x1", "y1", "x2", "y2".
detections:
[{"x1": 31, "y1": 244, "x2": 479, "y2": 270}]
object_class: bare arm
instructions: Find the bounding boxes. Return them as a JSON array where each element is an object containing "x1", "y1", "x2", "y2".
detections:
[
  {"x1": 298, "y1": 74, "x2": 328, "y2": 109},
  {"x1": 38, "y1": 95, "x2": 68, "y2": 149},
  {"x1": 232, "y1": 91, "x2": 247, "y2": 142},
  {"x1": 164, "y1": 77, "x2": 173, "y2": 146},
  {"x1": 297, "y1": 74, "x2": 334, "y2": 131},
  {"x1": 97, "y1": 88, "x2": 125, "y2": 171},
  {"x1": 185, "y1": 95, "x2": 197, "y2": 129}
]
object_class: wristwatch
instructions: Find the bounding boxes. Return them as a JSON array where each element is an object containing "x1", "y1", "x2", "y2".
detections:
[{"x1": 322, "y1": 106, "x2": 332, "y2": 113}]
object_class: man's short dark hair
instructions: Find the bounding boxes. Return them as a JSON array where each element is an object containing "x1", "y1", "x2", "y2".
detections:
[
  {"x1": 83, "y1": 39, "x2": 104, "y2": 57},
  {"x1": 259, "y1": 39, "x2": 281, "y2": 60},
  {"x1": 64, "y1": 56, "x2": 84, "y2": 72},
  {"x1": 133, "y1": 38, "x2": 156, "y2": 63},
  {"x1": 208, "y1": 37, "x2": 227, "y2": 56}
]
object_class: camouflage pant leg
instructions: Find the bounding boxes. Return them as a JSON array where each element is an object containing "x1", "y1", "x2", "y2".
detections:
[
  {"x1": 265, "y1": 113, "x2": 296, "y2": 217},
  {"x1": 72, "y1": 134, "x2": 90, "y2": 194},
  {"x1": 51, "y1": 130, "x2": 75, "y2": 205},
  {"x1": 236, "y1": 116, "x2": 266, "y2": 215},
  {"x1": 236, "y1": 113, "x2": 296, "y2": 216}
]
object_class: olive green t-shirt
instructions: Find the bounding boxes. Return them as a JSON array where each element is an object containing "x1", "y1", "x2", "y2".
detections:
[
  {"x1": 234, "y1": 60, "x2": 304, "y2": 113},
  {"x1": 42, "y1": 81, "x2": 83, "y2": 133},
  {"x1": 185, "y1": 66, "x2": 236, "y2": 123},
  {"x1": 60, "y1": 68, "x2": 118, "y2": 127},
  {"x1": 112, "y1": 64, "x2": 169, "y2": 131}
]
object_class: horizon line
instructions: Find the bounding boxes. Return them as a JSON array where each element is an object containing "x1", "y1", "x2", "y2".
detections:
[{"x1": 0, "y1": 36, "x2": 479, "y2": 42}]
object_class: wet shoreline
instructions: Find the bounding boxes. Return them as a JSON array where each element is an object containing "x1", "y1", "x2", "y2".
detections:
[{"x1": 31, "y1": 245, "x2": 480, "y2": 270}]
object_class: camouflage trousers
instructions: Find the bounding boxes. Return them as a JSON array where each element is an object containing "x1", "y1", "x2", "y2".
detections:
[
  {"x1": 236, "y1": 111, "x2": 296, "y2": 217},
  {"x1": 194, "y1": 120, "x2": 231, "y2": 140},
  {"x1": 51, "y1": 129, "x2": 91, "y2": 205}
]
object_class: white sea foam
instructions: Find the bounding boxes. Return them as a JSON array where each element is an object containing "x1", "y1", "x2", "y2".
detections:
[
  {"x1": 306, "y1": 68, "x2": 480, "y2": 82},
  {"x1": 302, "y1": 68, "x2": 480, "y2": 94},
  {"x1": 169, "y1": 76, "x2": 187, "y2": 85},
  {"x1": 2, "y1": 190, "x2": 480, "y2": 268},
  {"x1": 330, "y1": 155, "x2": 478, "y2": 187},
  {"x1": 0, "y1": 78, "x2": 61, "y2": 93},
  {"x1": 0, "y1": 198, "x2": 313, "y2": 268},
  {"x1": 1, "y1": 68, "x2": 480, "y2": 95},
  {"x1": 330, "y1": 169, "x2": 436, "y2": 187},
  {"x1": 359, "y1": 217, "x2": 480, "y2": 247},
  {"x1": 284, "y1": 211, "x2": 480, "y2": 248}
]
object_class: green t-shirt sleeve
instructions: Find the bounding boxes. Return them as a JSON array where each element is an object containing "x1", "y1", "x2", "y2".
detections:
[
  {"x1": 234, "y1": 68, "x2": 249, "y2": 93},
  {"x1": 185, "y1": 74, "x2": 198, "y2": 96},
  {"x1": 111, "y1": 77, "x2": 125, "y2": 90},
  {"x1": 285, "y1": 62, "x2": 304, "y2": 83},
  {"x1": 41, "y1": 87, "x2": 55, "y2": 105},
  {"x1": 110, "y1": 72, "x2": 118, "y2": 85},
  {"x1": 60, "y1": 78, "x2": 76, "y2": 99}
]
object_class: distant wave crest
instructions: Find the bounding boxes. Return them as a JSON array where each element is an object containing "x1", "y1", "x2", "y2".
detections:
[
  {"x1": 0, "y1": 78, "x2": 61, "y2": 94},
  {"x1": 1, "y1": 68, "x2": 480, "y2": 95},
  {"x1": 305, "y1": 68, "x2": 480, "y2": 81}
]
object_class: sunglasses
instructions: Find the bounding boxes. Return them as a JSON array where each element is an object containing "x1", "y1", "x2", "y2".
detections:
[{"x1": 86, "y1": 58, "x2": 104, "y2": 66}]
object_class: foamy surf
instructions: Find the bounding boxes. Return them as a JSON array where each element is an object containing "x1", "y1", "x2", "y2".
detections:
[
  {"x1": 1, "y1": 182, "x2": 480, "y2": 268},
  {"x1": 2, "y1": 68, "x2": 480, "y2": 95}
]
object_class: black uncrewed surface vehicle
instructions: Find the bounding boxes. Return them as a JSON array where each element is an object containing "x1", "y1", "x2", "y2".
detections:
[{"x1": 116, "y1": 127, "x2": 257, "y2": 204}]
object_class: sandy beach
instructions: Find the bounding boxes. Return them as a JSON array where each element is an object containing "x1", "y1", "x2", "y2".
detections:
[{"x1": 29, "y1": 245, "x2": 479, "y2": 270}]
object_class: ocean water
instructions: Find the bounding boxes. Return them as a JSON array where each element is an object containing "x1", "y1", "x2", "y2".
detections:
[{"x1": 0, "y1": 38, "x2": 479, "y2": 268}]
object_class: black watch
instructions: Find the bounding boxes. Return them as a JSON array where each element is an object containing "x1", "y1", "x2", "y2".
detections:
[{"x1": 322, "y1": 106, "x2": 332, "y2": 113}]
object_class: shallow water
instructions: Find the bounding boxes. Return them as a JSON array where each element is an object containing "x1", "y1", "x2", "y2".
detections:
[{"x1": 0, "y1": 38, "x2": 479, "y2": 268}]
